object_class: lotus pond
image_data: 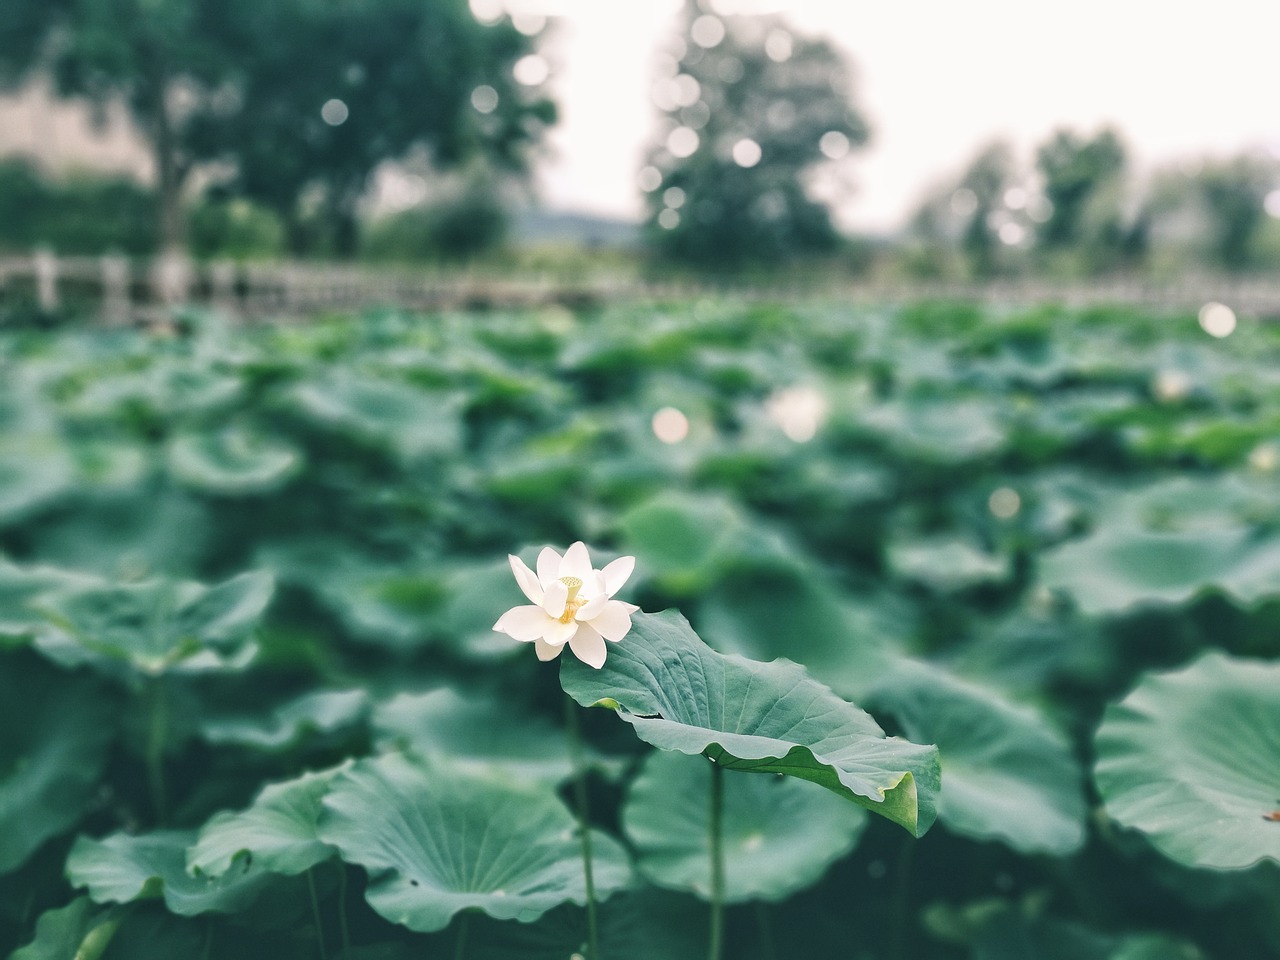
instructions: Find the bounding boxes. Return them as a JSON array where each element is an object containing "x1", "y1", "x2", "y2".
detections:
[{"x1": 2, "y1": 299, "x2": 1279, "y2": 959}]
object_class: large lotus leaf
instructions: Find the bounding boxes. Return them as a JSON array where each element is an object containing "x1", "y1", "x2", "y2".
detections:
[
  {"x1": 34, "y1": 571, "x2": 273, "y2": 675},
  {"x1": 623, "y1": 750, "x2": 867, "y2": 902},
  {"x1": 188, "y1": 766, "x2": 346, "y2": 878},
  {"x1": 466, "y1": 889, "x2": 705, "y2": 960},
  {"x1": 617, "y1": 492, "x2": 746, "y2": 595},
  {"x1": 25, "y1": 488, "x2": 212, "y2": 582},
  {"x1": 888, "y1": 535, "x2": 1012, "y2": 592},
  {"x1": 0, "y1": 429, "x2": 77, "y2": 522},
  {"x1": 696, "y1": 566, "x2": 906, "y2": 700},
  {"x1": 257, "y1": 539, "x2": 443, "y2": 651},
  {"x1": 856, "y1": 397, "x2": 1007, "y2": 463},
  {"x1": 64, "y1": 364, "x2": 242, "y2": 421},
  {"x1": 372, "y1": 688, "x2": 577, "y2": 784},
  {"x1": 1094, "y1": 652, "x2": 1280, "y2": 870},
  {"x1": 68, "y1": 829, "x2": 273, "y2": 915},
  {"x1": 931, "y1": 898, "x2": 1206, "y2": 960},
  {"x1": 10, "y1": 897, "x2": 123, "y2": 960},
  {"x1": 869, "y1": 663, "x2": 1086, "y2": 855},
  {"x1": 1039, "y1": 526, "x2": 1280, "y2": 614},
  {"x1": 560, "y1": 611, "x2": 940, "y2": 837},
  {"x1": 200, "y1": 688, "x2": 369, "y2": 752},
  {"x1": 287, "y1": 374, "x2": 462, "y2": 461},
  {"x1": 316, "y1": 753, "x2": 631, "y2": 933},
  {"x1": 0, "y1": 560, "x2": 96, "y2": 642},
  {"x1": 166, "y1": 426, "x2": 302, "y2": 495},
  {"x1": 0, "y1": 652, "x2": 119, "y2": 873}
]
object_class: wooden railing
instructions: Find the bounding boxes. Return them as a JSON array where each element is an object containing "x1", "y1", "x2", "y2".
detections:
[{"x1": 3, "y1": 252, "x2": 1280, "y2": 322}]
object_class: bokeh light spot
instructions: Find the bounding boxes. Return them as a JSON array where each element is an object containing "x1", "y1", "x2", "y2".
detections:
[
  {"x1": 320, "y1": 98, "x2": 349, "y2": 126},
  {"x1": 819, "y1": 130, "x2": 849, "y2": 160},
  {"x1": 663, "y1": 186, "x2": 687, "y2": 209},
  {"x1": 732, "y1": 138, "x2": 762, "y2": 168},
  {"x1": 513, "y1": 54, "x2": 549, "y2": 86},
  {"x1": 766, "y1": 386, "x2": 827, "y2": 442},
  {"x1": 1004, "y1": 187, "x2": 1028, "y2": 210},
  {"x1": 667, "y1": 126, "x2": 700, "y2": 158},
  {"x1": 765, "y1": 29, "x2": 793, "y2": 62},
  {"x1": 637, "y1": 166, "x2": 663, "y2": 192},
  {"x1": 652, "y1": 407, "x2": 690, "y2": 443},
  {"x1": 1198, "y1": 302, "x2": 1237, "y2": 338},
  {"x1": 691, "y1": 15, "x2": 726, "y2": 48},
  {"x1": 469, "y1": 0, "x2": 502, "y2": 24},
  {"x1": 470, "y1": 85, "x2": 499, "y2": 114},
  {"x1": 988, "y1": 487, "x2": 1021, "y2": 519},
  {"x1": 671, "y1": 74, "x2": 702, "y2": 108},
  {"x1": 998, "y1": 222, "x2": 1025, "y2": 245},
  {"x1": 511, "y1": 11, "x2": 546, "y2": 35},
  {"x1": 1265, "y1": 190, "x2": 1280, "y2": 218},
  {"x1": 657, "y1": 208, "x2": 681, "y2": 230}
]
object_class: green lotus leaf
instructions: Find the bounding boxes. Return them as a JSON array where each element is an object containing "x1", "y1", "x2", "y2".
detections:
[
  {"x1": 560, "y1": 611, "x2": 940, "y2": 837},
  {"x1": 617, "y1": 492, "x2": 746, "y2": 594},
  {"x1": 0, "y1": 560, "x2": 96, "y2": 643},
  {"x1": 188, "y1": 766, "x2": 346, "y2": 878},
  {"x1": 697, "y1": 564, "x2": 906, "y2": 699},
  {"x1": 287, "y1": 374, "x2": 462, "y2": 461},
  {"x1": 10, "y1": 897, "x2": 123, "y2": 960},
  {"x1": 623, "y1": 750, "x2": 867, "y2": 902},
  {"x1": 1095, "y1": 651, "x2": 1280, "y2": 870},
  {"x1": 200, "y1": 688, "x2": 369, "y2": 752},
  {"x1": 929, "y1": 898, "x2": 1206, "y2": 960},
  {"x1": 0, "y1": 430, "x2": 77, "y2": 523},
  {"x1": 466, "y1": 889, "x2": 705, "y2": 960},
  {"x1": 1040, "y1": 526, "x2": 1280, "y2": 614},
  {"x1": 68, "y1": 829, "x2": 272, "y2": 915},
  {"x1": 316, "y1": 752, "x2": 631, "y2": 932},
  {"x1": 0, "y1": 652, "x2": 119, "y2": 873},
  {"x1": 888, "y1": 535, "x2": 1012, "y2": 592},
  {"x1": 857, "y1": 397, "x2": 1007, "y2": 463},
  {"x1": 34, "y1": 571, "x2": 273, "y2": 676},
  {"x1": 372, "y1": 688, "x2": 578, "y2": 784},
  {"x1": 870, "y1": 663, "x2": 1087, "y2": 855},
  {"x1": 166, "y1": 426, "x2": 302, "y2": 495}
]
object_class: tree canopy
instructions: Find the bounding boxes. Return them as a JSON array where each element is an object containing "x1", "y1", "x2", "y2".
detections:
[
  {"x1": 641, "y1": 0, "x2": 868, "y2": 269},
  {"x1": 0, "y1": 0, "x2": 554, "y2": 256}
]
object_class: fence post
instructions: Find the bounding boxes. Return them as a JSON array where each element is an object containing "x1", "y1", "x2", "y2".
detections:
[
  {"x1": 101, "y1": 254, "x2": 131, "y2": 326},
  {"x1": 34, "y1": 248, "x2": 58, "y2": 312},
  {"x1": 152, "y1": 249, "x2": 192, "y2": 306}
]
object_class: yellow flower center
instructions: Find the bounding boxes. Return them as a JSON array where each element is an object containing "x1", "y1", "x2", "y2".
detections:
[{"x1": 558, "y1": 576, "x2": 585, "y2": 623}]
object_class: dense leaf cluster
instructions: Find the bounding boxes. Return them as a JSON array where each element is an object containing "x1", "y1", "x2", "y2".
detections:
[{"x1": 1, "y1": 299, "x2": 1279, "y2": 958}]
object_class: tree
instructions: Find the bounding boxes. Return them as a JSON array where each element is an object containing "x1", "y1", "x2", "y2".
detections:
[
  {"x1": 0, "y1": 0, "x2": 238, "y2": 252},
  {"x1": 641, "y1": 0, "x2": 868, "y2": 268},
  {"x1": 1032, "y1": 127, "x2": 1147, "y2": 273},
  {"x1": 2, "y1": 0, "x2": 553, "y2": 257},
  {"x1": 1195, "y1": 156, "x2": 1275, "y2": 270},
  {"x1": 188, "y1": 0, "x2": 553, "y2": 257}
]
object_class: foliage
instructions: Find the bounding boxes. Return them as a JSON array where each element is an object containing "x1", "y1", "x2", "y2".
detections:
[
  {"x1": 2, "y1": 0, "x2": 553, "y2": 257},
  {"x1": 641, "y1": 0, "x2": 868, "y2": 268},
  {"x1": 0, "y1": 158, "x2": 158, "y2": 255},
  {"x1": 1, "y1": 297, "x2": 1279, "y2": 958},
  {"x1": 187, "y1": 0, "x2": 553, "y2": 257}
]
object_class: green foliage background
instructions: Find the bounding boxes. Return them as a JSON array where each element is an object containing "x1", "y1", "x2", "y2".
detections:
[{"x1": 1, "y1": 298, "x2": 1279, "y2": 958}]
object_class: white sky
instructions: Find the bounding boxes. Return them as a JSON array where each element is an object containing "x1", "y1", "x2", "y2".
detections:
[{"x1": 507, "y1": 0, "x2": 1280, "y2": 232}]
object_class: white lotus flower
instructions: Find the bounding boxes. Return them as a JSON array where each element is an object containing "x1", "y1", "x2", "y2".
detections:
[{"x1": 493, "y1": 542, "x2": 639, "y2": 668}]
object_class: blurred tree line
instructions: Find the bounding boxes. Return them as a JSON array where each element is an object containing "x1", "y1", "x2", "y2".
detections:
[
  {"x1": 0, "y1": 0, "x2": 1275, "y2": 276},
  {"x1": 905, "y1": 129, "x2": 1280, "y2": 279},
  {"x1": 0, "y1": 0, "x2": 552, "y2": 260}
]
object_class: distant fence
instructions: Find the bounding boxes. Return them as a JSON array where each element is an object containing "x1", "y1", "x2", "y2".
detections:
[{"x1": 3, "y1": 252, "x2": 1280, "y2": 324}]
